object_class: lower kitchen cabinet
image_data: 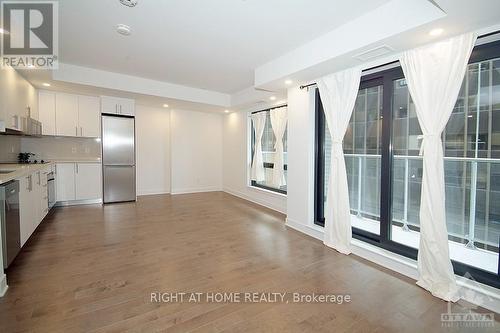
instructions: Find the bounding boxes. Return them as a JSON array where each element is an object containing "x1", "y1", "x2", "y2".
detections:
[
  {"x1": 56, "y1": 163, "x2": 76, "y2": 201},
  {"x1": 75, "y1": 163, "x2": 102, "y2": 200},
  {"x1": 56, "y1": 163, "x2": 102, "y2": 203},
  {"x1": 19, "y1": 174, "x2": 34, "y2": 246},
  {"x1": 18, "y1": 167, "x2": 50, "y2": 247}
]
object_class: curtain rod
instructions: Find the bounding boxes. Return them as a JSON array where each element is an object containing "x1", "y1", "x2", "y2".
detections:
[
  {"x1": 250, "y1": 104, "x2": 287, "y2": 114},
  {"x1": 299, "y1": 29, "x2": 500, "y2": 90},
  {"x1": 299, "y1": 60, "x2": 399, "y2": 90}
]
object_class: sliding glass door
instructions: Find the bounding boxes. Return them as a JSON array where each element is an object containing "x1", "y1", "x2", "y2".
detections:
[{"x1": 314, "y1": 40, "x2": 500, "y2": 288}]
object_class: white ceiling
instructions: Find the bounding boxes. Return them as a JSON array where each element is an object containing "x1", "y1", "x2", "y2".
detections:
[
  {"x1": 57, "y1": 0, "x2": 389, "y2": 94},
  {"x1": 255, "y1": 0, "x2": 500, "y2": 90},
  {"x1": 16, "y1": 0, "x2": 500, "y2": 113}
]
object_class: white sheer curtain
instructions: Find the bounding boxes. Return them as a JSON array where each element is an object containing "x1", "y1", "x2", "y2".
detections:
[
  {"x1": 270, "y1": 107, "x2": 287, "y2": 188},
  {"x1": 250, "y1": 112, "x2": 267, "y2": 181},
  {"x1": 399, "y1": 33, "x2": 476, "y2": 301},
  {"x1": 317, "y1": 67, "x2": 362, "y2": 254}
]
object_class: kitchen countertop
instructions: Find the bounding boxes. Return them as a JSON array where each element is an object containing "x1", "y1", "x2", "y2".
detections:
[
  {"x1": 0, "y1": 162, "x2": 55, "y2": 185},
  {"x1": 51, "y1": 158, "x2": 102, "y2": 163}
]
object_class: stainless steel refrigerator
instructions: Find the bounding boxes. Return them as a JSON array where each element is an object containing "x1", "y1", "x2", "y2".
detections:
[{"x1": 102, "y1": 114, "x2": 136, "y2": 203}]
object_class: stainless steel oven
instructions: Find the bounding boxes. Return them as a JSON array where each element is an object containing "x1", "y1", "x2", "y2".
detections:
[{"x1": 47, "y1": 171, "x2": 56, "y2": 209}]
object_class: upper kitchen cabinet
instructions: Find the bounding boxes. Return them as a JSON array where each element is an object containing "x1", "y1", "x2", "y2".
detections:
[
  {"x1": 38, "y1": 91, "x2": 56, "y2": 135},
  {"x1": 0, "y1": 66, "x2": 37, "y2": 131},
  {"x1": 39, "y1": 91, "x2": 101, "y2": 137},
  {"x1": 55, "y1": 93, "x2": 79, "y2": 136},
  {"x1": 77, "y1": 95, "x2": 101, "y2": 137},
  {"x1": 101, "y1": 96, "x2": 135, "y2": 116}
]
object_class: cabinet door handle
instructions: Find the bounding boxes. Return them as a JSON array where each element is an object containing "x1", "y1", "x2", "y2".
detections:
[
  {"x1": 76, "y1": 163, "x2": 79, "y2": 174},
  {"x1": 75, "y1": 126, "x2": 78, "y2": 136},
  {"x1": 120, "y1": 105, "x2": 122, "y2": 114},
  {"x1": 38, "y1": 172, "x2": 41, "y2": 185},
  {"x1": 115, "y1": 104, "x2": 118, "y2": 113},
  {"x1": 80, "y1": 127, "x2": 83, "y2": 136}
]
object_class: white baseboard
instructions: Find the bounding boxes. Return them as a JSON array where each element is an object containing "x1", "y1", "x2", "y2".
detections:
[
  {"x1": 224, "y1": 187, "x2": 286, "y2": 214},
  {"x1": 285, "y1": 217, "x2": 324, "y2": 240},
  {"x1": 285, "y1": 217, "x2": 500, "y2": 314},
  {"x1": 171, "y1": 186, "x2": 222, "y2": 195},
  {"x1": 0, "y1": 273, "x2": 7, "y2": 297},
  {"x1": 137, "y1": 189, "x2": 170, "y2": 196}
]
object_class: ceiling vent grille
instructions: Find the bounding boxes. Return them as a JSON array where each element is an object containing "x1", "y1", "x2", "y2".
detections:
[
  {"x1": 119, "y1": 0, "x2": 138, "y2": 7},
  {"x1": 353, "y1": 45, "x2": 394, "y2": 62}
]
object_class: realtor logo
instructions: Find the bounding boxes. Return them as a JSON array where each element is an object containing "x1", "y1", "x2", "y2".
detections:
[{"x1": 1, "y1": 1, "x2": 58, "y2": 68}]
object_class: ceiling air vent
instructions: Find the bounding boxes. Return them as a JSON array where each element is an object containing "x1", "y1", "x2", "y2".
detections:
[
  {"x1": 353, "y1": 45, "x2": 394, "y2": 62},
  {"x1": 119, "y1": 0, "x2": 138, "y2": 7}
]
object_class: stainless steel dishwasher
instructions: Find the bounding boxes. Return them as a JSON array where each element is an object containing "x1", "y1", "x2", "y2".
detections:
[{"x1": 1, "y1": 180, "x2": 20, "y2": 268}]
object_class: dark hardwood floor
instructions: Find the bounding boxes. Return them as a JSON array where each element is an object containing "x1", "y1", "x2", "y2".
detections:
[{"x1": 0, "y1": 192, "x2": 497, "y2": 332}]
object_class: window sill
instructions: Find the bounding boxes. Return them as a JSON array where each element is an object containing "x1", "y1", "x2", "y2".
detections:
[{"x1": 247, "y1": 184, "x2": 287, "y2": 198}]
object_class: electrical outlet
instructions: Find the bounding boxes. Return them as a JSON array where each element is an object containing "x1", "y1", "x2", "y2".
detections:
[
  {"x1": 71, "y1": 147, "x2": 77, "y2": 154},
  {"x1": 11, "y1": 146, "x2": 14, "y2": 153}
]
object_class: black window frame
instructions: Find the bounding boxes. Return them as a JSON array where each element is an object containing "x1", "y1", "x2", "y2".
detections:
[
  {"x1": 314, "y1": 40, "x2": 500, "y2": 289},
  {"x1": 250, "y1": 106, "x2": 288, "y2": 195}
]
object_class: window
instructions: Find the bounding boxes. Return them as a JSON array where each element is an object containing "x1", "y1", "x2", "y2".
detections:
[
  {"x1": 250, "y1": 108, "x2": 288, "y2": 194},
  {"x1": 315, "y1": 40, "x2": 500, "y2": 288}
]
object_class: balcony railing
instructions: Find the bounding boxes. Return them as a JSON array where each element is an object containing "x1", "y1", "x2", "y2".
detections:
[{"x1": 342, "y1": 153, "x2": 500, "y2": 252}]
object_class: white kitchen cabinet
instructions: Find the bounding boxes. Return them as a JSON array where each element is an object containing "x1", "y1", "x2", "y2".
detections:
[
  {"x1": 34, "y1": 169, "x2": 49, "y2": 224},
  {"x1": 118, "y1": 98, "x2": 135, "y2": 116},
  {"x1": 55, "y1": 93, "x2": 79, "y2": 137},
  {"x1": 56, "y1": 163, "x2": 76, "y2": 202},
  {"x1": 40, "y1": 91, "x2": 100, "y2": 138},
  {"x1": 33, "y1": 171, "x2": 42, "y2": 228},
  {"x1": 75, "y1": 163, "x2": 102, "y2": 200},
  {"x1": 78, "y1": 95, "x2": 101, "y2": 137},
  {"x1": 101, "y1": 96, "x2": 135, "y2": 116},
  {"x1": 38, "y1": 91, "x2": 56, "y2": 135},
  {"x1": 19, "y1": 174, "x2": 34, "y2": 246},
  {"x1": 18, "y1": 167, "x2": 50, "y2": 247},
  {"x1": 56, "y1": 163, "x2": 102, "y2": 203},
  {"x1": 0, "y1": 66, "x2": 37, "y2": 131},
  {"x1": 100, "y1": 96, "x2": 118, "y2": 115}
]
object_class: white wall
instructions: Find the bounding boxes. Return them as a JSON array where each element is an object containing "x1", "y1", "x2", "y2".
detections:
[
  {"x1": 222, "y1": 111, "x2": 287, "y2": 214},
  {"x1": 170, "y1": 109, "x2": 223, "y2": 194},
  {"x1": 285, "y1": 87, "x2": 315, "y2": 228},
  {"x1": 136, "y1": 105, "x2": 171, "y2": 195}
]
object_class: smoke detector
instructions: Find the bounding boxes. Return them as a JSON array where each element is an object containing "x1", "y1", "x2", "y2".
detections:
[
  {"x1": 119, "y1": 0, "x2": 138, "y2": 7},
  {"x1": 116, "y1": 24, "x2": 132, "y2": 36}
]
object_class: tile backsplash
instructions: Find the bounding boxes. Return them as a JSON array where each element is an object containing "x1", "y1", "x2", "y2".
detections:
[
  {"x1": 0, "y1": 136, "x2": 21, "y2": 162},
  {"x1": 20, "y1": 136, "x2": 101, "y2": 161}
]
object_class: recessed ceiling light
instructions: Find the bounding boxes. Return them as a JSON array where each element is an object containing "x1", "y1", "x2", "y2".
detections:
[
  {"x1": 269, "y1": 96, "x2": 276, "y2": 101},
  {"x1": 285, "y1": 80, "x2": 293, "y2": 85},
  {"x1": 0, "y1": 28, "x2": 9, "y2": 34},
  {"x1": 163, "y1": 104, "x2": 169, "y2": 108},
  {"x1": 116, "y1": 24, "x2": 132, "y2": 36},
  {"x1": 27, "y1": 64, "x2": 35, "y2": 69},
  {"x1": 224, "y1": 110, "x2": 230, "y2": 113},
  {"x1": 429, "y1": 28, "x2": 444, "y2": 37},
  {"x1": 42, "y1": 83, "x2": 51, "y2": 87}
]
